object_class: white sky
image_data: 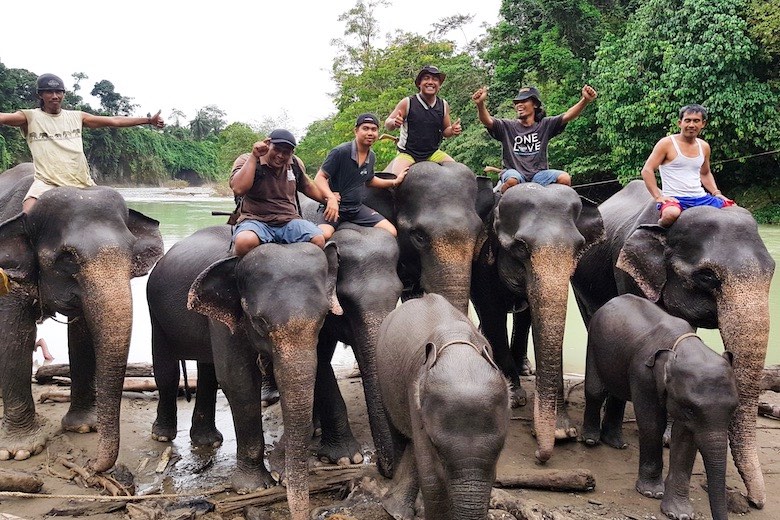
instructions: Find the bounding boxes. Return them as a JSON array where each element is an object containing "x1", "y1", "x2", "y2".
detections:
[{"x1": 0, "y1": 0, "x2": 501, "y2": 136}]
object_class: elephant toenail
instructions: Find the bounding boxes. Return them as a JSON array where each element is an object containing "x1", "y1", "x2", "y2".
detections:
[
  {"x1": 0, "y1": 450, "x2": 10, "y2": 460},
  {"x1": 14, "y1": 450, "x2": 30, "y2": 460}
]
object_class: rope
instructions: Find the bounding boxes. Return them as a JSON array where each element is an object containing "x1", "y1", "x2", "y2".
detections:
[
  {"x1": 671, "y1": 332, "x2": 700, "y2": 351},
  {"x1": 712, "y1": 149, "x2": 780, "y2": 165}
]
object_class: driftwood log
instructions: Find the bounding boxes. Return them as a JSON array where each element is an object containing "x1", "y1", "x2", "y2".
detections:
[
  {"x1": 0, "y1": 469, "x2": 43, "y2": 493},
  {"x1": 758, "y1": 402, "x2": 780, "y2": 419},
  {"x1": 761, "y1": 365, "x2": 780, "y2": 392},
  {"x1": 494, "y1": 468, "x2": 596, "y2": 492},
  {"x1": 34, "y1": 363, "x2": 196, "y2": 393}
]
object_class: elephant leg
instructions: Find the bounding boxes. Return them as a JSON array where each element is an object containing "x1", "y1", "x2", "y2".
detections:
[
  {"x1": 151, "y1": 315, "x2": 180, "y2": 442},
  {"x1": 259, "y1": 353, "x2": 279, "y2": 406},
  {"x1": 0, "y1": 296, "x2": 50, "y2": 460},
  {"x1": 476, "y1": 302, "x2": 525, "y2": 408},
  {"x1": 510, "y1": 310, "x2": 534, "y2": 375},
  {"x1": 314, "y1": 331, "x2": 362, "y2": 465},
  {"x1": 381, "y1": 441, "x2": 420, "y2": 520},
  {"x1": 661, "y1": 423, "x2": 696, "y2": 520},
  {"x1": 600, "y1": 396, "x2": 627, "y2": 449},
  {"x1": 189, "y1": 362, "x2": 222, "y2": 447},
  {"x1": 582, "y1": 358, "x2": 607, "y2": 446},
  {"x1": 554, "y1": 374, "x2": 578, "y2": 441},
  {"x1": 632, "y1": 392, "x2": 666, "y2": 499},
  {"x1": 211, "y1": 327, "x2": 274, "y2": 492},
  {"x1": 62, "y1": 317, "x2": 97, "y2": 433},
  {"x1": 412, "y1": 437, "x2": 450, "y2": 520}
]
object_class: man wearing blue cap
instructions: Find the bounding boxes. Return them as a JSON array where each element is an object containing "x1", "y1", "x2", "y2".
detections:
[
  {"x1": 230, "y1": 129, "x2": 327, "y2": 255},
  {"x1": 0, "y1": 73, "x2": 165, "y2": 212},
  {"x1": 472, "y1": 84, "x2": 597, "y2": 193},
  {"x1": 314, "y1": 113, "x2": 402, "y2": 240}
]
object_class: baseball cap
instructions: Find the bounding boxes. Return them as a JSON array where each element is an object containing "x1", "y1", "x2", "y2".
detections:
[
  {"x1": 415, "y1": 65, "x2": 446, "y2": 87},
  {"x1": 268, "y1": 129, "x2": 296, "y2": 148},
  {"x1": 36, "y1": 73, "x2": 66, "y2": 93},
  {"x1": 513, "y1": 86, "x2": 542, "y2": 103},
  {"x1": 355, "y1": 113, "x2": 379, "y2": 127}
]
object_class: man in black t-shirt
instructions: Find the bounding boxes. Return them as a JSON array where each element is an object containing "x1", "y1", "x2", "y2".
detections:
[
  {"x1": 314, "y1": 114, "x2": 404, "y2": 240},
  {"x1": 472, "y1": 84, "x2": 597, "y2": 193}
]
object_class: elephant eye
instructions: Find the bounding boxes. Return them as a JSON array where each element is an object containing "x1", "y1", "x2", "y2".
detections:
[
  {"x1": 409, "y1": 229, "x2": 429, "y2": 249},
  {"x1": 693, "y1": 268, "x2": 721, "y2": 290},
  {"x1": 54, "y1": 249, "x2": 80, "y2": 276}
]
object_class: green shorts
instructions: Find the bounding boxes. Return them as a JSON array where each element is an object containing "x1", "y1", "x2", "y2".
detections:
[{"x1": 396, "y1": 149, "x2": 451, "y2": 164}]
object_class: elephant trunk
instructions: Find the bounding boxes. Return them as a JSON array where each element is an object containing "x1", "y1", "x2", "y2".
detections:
[
  {"x1": 79, "y1": 249, "x2": 133, "y2": 472},
  {"x1": 717, "y1": 272, "x2": 772, "y2": 508},
  {"x1": 350, "y1": 312, "x2": 394, "y2": 478},
  {"x1": 421, "y1": 235, "x2": 476, "y2": 315},
  {"x1": 697, "y1": 430, "x2": 731, "y2": 520},
  {"x1": 270, "y1": 318, "x2": 320, "y2": 520},
  {"x1": 527, "y1": 246, "x2": 574, "y2": 462},
  {"x1": 449, "y1": 468, "x2": 495, "y2": 520}
]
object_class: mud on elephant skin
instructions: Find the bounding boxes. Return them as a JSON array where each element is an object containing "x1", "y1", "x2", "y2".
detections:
[
  {"x1": 377, "y1": 293, "x2": 510, "y2": 520},
  {"x1": 583, "y1": 294, "x2": 738, "y2": 520},
  {"x1": 471, "y1": 182, "x2": 604, "y2": 462},
  {"x1": 0, "y1": 163, "x2": 163, "y2": 471},
  {"x1": 149, "y1": 225, "x2": 340, "y2": 520},
  {"x1": 572, "y1": 179, "x2": 775, "y2": 508}
]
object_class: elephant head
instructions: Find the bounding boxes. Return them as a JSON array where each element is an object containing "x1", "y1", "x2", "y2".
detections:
[
  {"x1": 0, "y1": 185, "x2": 163, "y2": 471},
  {"x1": 492, "y1": 183, "x2": 604, "y2": 462},
  {"x1": 188, "y1": 242, "x2": 339, "y2": 519},
  {"x1": 393, "y1": 161, "x2": 484, "y2": 314},
  {"x1": 617, "y1": 205, "x2": 775, "y2": 507}
]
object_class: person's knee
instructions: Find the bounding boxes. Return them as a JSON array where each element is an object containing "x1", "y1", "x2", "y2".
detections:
[
  {"x1": 501, "y1": 178, "x2": 519, "y2": 193},
  {"x1": 556, "y1": 172, "x2": 571, "y2": 186},
  {"x1": 659, "y1": 206, "x2": 681, "y2": 227},
  {"x1": 392, "y1": 157, "x2": 412, "y2": 174},
  {"x1": 376, "y1": 220, "x2": 397, "y2": 237},
  {"x1": 310, "y1": 234, "x2": 326, "y2": 249},
  {"x1": 233, "y1": 232, "x2": 259, "y2": 256},
  {"x1": 22, "y1": 197, "x2": 37, "y2": 213},
  {"x1": 318, "y1": 224, "x2": 335, "y2": 241}
]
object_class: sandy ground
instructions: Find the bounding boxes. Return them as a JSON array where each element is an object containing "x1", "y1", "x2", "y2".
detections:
[{"x1": 2, "y1": 368, "x2": 780, "y2": 520}]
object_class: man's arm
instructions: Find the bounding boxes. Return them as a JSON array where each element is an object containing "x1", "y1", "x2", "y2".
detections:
[
  {"x1": 231, "y1": 140, "x2": 269, "y2": 196},
  {"x1": 640, "y1": 138, "x2": 672, "y2": 202},
  {"x1": 442, "y1": 100, "x2": 461, "y2": 138},
  {"x1": 471, "y1": 87, "x2": 494, "y2": 130},
  {"x1": 82, "y1": 109, "x2": 165, "y2": 129},
  {"x1": 314, "y1": 169, "x2": 341, "y2": 221},
  {"x1": 561, "y1": 85, "x2": 598, "y2": 123},
  {"x1": 367, "y1": 168, "x2": 407, "y2": 190},
  {"x1": 0, "y1": 111, "x2": 27, "y2": 127},
  {"x1": 698, "y1": 141, "x2": 725, "y2": 198},
  {"x1": 385, "y1": 98, "x2": 408, "y2": 131}
]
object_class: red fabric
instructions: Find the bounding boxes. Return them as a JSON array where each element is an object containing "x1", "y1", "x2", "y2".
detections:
[{"x1": 659, "y1": 200, "x2": 682, "y2": 213}]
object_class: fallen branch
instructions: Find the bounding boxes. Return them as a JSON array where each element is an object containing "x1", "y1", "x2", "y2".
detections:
[
  {"x1": 758, "y1": 402, "x2": 780, "y2": 419},
  {"x1": 494, "y1": 468, "x2": 596, "y2": 492},
  {"x1": 0, "y1": 469, "x2": 44, "y2": 493},
  {"x1": 58, "y1": 459, "x2": 132, "y2": 497},
  {"x1": 35, "y1": 363, "x2": 154, "y2": 382},
  {"x1": 761, "y1": 366, "x2": 780, "y2": 392}
]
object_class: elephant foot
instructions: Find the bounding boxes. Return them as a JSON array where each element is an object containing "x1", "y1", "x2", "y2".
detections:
[
  {"x1": 261, "y1": 381, "x2": 280, "y2": 407},
  {"x1": 554, "y1": 413, "x2": 578, "y2": 441},
  {"x1": 580, "y1": 424, "x2": 601, "y2": 446},
  {"x1": 661, "y1": 493, "x2": 694, "y2": 519},
  {"x1": 189, "y1": 424, "x2": 223, "y2": 448},
  {"x1": 509, "y1": 381, "x2": 527, "y2": 408},
  {"x1": 636, "y1": 477, "x2": 664, "y2": 499},
  {"x1": 519, "y1": 357, "x2": 535, "y2": 376},
  {"x1": 231, "y1": 464, "x2": 278, "y2": 494},
  {"x1": 151, "y1": 419, "x2": 177, "y2": 442},
  {"x1": 600, "y1": 429, "x2": 627, "y2": 449},
  {"x1": 62, "y1": 407, "x2": 97, "y2": 433},
  {"x1": 382, "y1": 488, "x2": 416, "y2": 520},
  {"x1": 0, "y1": 415, "x2": 53, "y2": 461},
  {"x1": 318, "y1": 434, "x2": 364, "y2": 466}
]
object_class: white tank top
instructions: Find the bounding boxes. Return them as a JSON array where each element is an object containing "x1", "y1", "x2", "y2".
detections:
[{"x1": 658, "y1": 135, "x2": 706, "y2": 198}]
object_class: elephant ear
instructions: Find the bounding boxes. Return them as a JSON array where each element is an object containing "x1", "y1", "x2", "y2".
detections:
[
  {"x1": 0, "y1": 213, "x2": 37, "y2": 285},
  {"x1": 423, "y1": 342, "x2": 439, "y2": 369},
  {"x1": 188, "y1": 256, "x2": 242, "y2": 334},
  {"x1": 475, "y1": 176, "x2": 497, "y2": 222},
  {"x1": 324, "y1": 241, "x2": 343, "y2": 316},
  {"x1": 616, "y1": 224, "x2": 668, "y2": 302},
  {"x1": 575, "y1": 197, "x2": 606, "y2": 260},
  {"x1": 127, "y1": 209, "x2": 165, "y2": 277}
]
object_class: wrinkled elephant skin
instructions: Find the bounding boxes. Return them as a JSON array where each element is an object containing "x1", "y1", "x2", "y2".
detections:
[
  {"x1": 572, "y1": 180, "x2": 774, "y2": 508},
  {"x1": 0, "y1": 163, "x2": 163, "y2": 472}
]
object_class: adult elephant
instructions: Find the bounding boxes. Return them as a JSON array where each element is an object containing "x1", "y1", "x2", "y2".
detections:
[
  {"x1": 571, "y1": 179, "x2": 775, "y2": 508},
  {"x1": 364, "y1": 160, "x2": 485, "y2": 315},
  {"x1": 0, "y1": 163, "x2": 163, "y2": 471},
  {"x1": 148, "y1": 225, "x2": 339, "y2": 519},
  {"x1": 471, "y1": 182, "x2": 604, "y2": 463}
]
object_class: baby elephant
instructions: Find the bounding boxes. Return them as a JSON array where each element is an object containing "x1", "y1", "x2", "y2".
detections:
[
  {"x1": 377, "y1": 293, "x2": 509, "y2": 520},
  {"x1": 583, "y1": 294, "x2": 738, "y2": 520}
]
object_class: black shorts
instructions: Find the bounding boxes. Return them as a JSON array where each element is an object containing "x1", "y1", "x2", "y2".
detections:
[{"x1": 316, "y1": 204, "x2": 385, "y2": 228}]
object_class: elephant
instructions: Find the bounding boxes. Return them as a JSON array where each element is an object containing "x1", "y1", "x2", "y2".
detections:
[
  {"x1": 147, "y1": 224, "x2": 339, "y2": 519},
  {"x1": 0, "y1": 162, "x2": 164, "y2": 471},
  {"x1": 377, "y1": 293, "x2": 509, "y2": 520},
  {"x1": 571, "y1": 179, "x2": 775, "y2": 508},
  {"x1": 583, "y1": 294, "x2": 738, "y2": 520},
  {"x1": 471, "y1": 182, "x2": 605, "y2": 462}
]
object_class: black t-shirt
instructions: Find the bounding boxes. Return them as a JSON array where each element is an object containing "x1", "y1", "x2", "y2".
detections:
[
  {"x1": 488, "y1": 115, "x2": 567, "y2": 180},
  {"x1": 321, "y1": 140, "x2": 376, "y2": 212}
]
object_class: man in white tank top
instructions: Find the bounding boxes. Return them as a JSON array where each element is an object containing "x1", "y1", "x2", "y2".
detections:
[{"x1": 640, "y1": 104, "x2": 734, "y2": 227}]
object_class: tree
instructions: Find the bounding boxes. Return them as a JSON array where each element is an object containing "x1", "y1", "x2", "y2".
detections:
[
  {"x1": 189, "y1": 105, "x2": 227, "y2": 141},
  {"x1": 216, "y1": 123, "x2": 260, "y2": 179},
  {"x1": 331, "y1": 0, "x2": 390, "y2": 78},
  {"x1": 90, "y1": 80, "x2": 137, "y2": 116},
  {"x1": 591, "y1": 0, "x2": 780, "y2": 185}
]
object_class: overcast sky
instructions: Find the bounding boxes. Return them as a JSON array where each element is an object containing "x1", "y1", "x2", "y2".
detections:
[{"x1": 0, "y1": 0, "x2": 501, "y2": 136}]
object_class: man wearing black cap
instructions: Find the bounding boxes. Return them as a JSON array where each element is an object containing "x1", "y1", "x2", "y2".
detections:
[
  {"x1": 314, "y1": 113, "x2": 402, "y2": 240},
  {"x1": 385, "y1": 65, "x2": 462, "y2": 176},
  {"x1": 472, "y1": 84, "x2": 597, "y2": 193},
  {"x1": 0, "y1": 73, "x2": 165, "y2": 212},
  {"x1": 230, "y1": 129, "x2": 327, "y2": 255}
]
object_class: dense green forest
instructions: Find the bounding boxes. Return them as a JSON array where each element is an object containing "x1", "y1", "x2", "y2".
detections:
[{"x1": 1, "y1": 0, "x2": 779, "y2": 219}]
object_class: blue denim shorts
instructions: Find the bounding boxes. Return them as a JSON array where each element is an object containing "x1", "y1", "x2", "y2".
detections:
[
  {"x1": 233, "y1": 218, "x2": 323, "y2": 245},
  {"x1": 501, "y1": 168, "x2": 564, "y2": 187}
]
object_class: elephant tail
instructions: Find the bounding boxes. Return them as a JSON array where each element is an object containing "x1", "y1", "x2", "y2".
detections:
[{"x1": 181, "y1": 360, "x2": 192, "y2": 403}]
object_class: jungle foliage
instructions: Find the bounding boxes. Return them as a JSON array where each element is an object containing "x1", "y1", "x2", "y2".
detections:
[{"x1": 1, "y1": 0, "x2": 778, "y2": 219}]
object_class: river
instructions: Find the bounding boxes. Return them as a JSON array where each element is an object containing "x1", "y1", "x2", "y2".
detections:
[{"x1": 33, "y1": 188, "x2": 780, "y2": 375}]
